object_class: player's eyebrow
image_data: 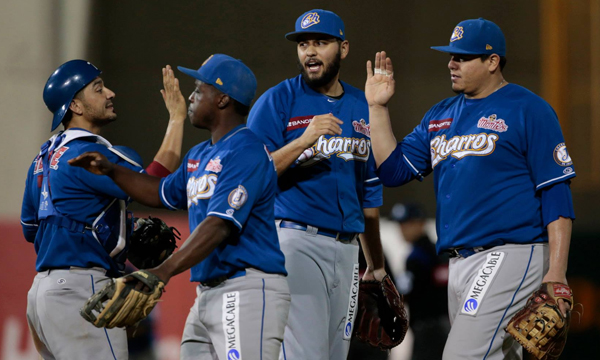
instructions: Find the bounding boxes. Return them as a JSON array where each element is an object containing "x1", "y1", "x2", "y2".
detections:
[{"x1": 92, "y1": 78, "x2": 103, "y2": 87}]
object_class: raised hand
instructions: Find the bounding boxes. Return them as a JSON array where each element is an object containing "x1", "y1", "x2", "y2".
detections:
[
  {"x1": 365, "y1": 51, "x2": 395, "y2": 107},
  {"x1": 68, "y1": 151, "x2": 114, "y2": 175},
  {"x1": 160, "y1": 65, "x2": 187, "y2": 120},
  {"x1": 299, "y1": 113, "x2": 343, "y2": 148}
]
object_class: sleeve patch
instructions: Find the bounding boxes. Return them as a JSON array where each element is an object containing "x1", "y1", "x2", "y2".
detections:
[{"x1": 228, "y1": 186, "x2": 248, "y2": 210}]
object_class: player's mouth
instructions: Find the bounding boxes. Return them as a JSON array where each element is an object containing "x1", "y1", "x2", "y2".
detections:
[
  {"x1": 106, "y1": 103, "x2": 115, "y2": 112},
  {"x1": 305, "y1": 59, "x2": 323, "y2": 73},
  {"x1": 451, "y1": 74, "x2": 460, "y2": 82}
]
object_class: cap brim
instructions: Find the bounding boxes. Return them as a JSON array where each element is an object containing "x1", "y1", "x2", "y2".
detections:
[
  {"x1": 430, "y1": 46, "x2": 482, "y2": 55},
  {"x1": 285, "y1": 31, "x2": 342, "y2": 42},
  {"x1": 177, "y1": 66, "x2": 210, "y2": 84}
]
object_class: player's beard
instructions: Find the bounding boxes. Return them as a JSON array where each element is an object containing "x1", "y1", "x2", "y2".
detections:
[
  {"x1": 297, "y1": 50, "x2": 342, "y2": 89},
  {"x1": 83, "y1": 101, "x2": 117, "y2": 125}
]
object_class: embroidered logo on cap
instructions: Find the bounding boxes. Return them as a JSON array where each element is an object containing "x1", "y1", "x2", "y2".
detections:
[
  {"x1": 451, "y1": 26, "x2": 464, "y2": 42},
  {"x1": 301, "y1": 12, "x2": 320, "y2": 29}
]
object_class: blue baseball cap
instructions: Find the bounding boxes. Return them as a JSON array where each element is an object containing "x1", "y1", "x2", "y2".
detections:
[
  {"x1": 177, "y1": 54, "x2": 257, "y2": 106},
  {"x1": 285, "y1": 9, "x2": 345, "y2": 41},
  {"x1": 431, "y1": 18, "x2": 506, "y2": 56}
]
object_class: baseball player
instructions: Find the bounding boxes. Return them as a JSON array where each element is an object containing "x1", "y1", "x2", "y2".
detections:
[
  {"x1": 70, "y1": 54, "x2": 291, "y2": 360},
  {"x1": 246, "y1": 9, "x2": 387, "y2": 360},
  {"x1": 20, "y1": 60, "x2": 186, "y2": 359},
  {"x1": 366, "y1": 18, "x2": 575, "y2": 359}
]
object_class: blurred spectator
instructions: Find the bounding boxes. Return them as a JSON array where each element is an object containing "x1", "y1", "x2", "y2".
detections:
[{"x1": 391, "y1": 203, "x2": 450, "y2": 360}]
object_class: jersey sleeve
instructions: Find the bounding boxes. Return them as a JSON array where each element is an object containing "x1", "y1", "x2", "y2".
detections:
[
  {"x1": 400, "y1": 112, "x2": 435, "y2": 180},
  {"x1": 524, "y1": 100, "x2": 576, "y2": 190},
  {"x1": 159, "y1": 152, "x2": 190, "y2": 210},
  {"x1": 206, "y1": 145, "x2": 274, "y2": 230},
  {"x1": 362, "y1": 152, "x2": 383, "y2": 208},
  {"x1": 20, "y1": 158, "x2": 39, "y2": 242},
  {"x1": 247, "y1": 87, "x2": 288, "y2": 151}
]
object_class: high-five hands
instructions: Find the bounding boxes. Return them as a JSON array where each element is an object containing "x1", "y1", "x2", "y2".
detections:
[
  {"x1": 160, "y1": 65, "x2": 187, "y2": 120},
  {"x1": 365, "y1": 51, "x2": 395, "y2": 107}
]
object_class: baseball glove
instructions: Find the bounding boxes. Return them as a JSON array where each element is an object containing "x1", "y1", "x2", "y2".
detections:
[
  {"x1": 506, "y1": 282, "x2": 573, "y2": 360},
  {"x1": 128, "y1": 216, "x2": 180, "y2": 269},
  {"x1": 353, "y1": 274, "x2": 408, "y2": 350},
  {"x1": 80, "y1": 270, "x2": 165, "y2": 328}
]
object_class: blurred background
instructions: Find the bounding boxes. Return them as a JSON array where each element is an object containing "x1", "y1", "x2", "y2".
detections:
[{"x1": 1, "y1": 0, "x2": 598, "y2": 359}]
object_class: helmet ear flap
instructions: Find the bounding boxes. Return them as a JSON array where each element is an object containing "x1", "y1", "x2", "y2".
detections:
[{"x1": 43, "y1": 60, "x2": 101, "y2": 131}]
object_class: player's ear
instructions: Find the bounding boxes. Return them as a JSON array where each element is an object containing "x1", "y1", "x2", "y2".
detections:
[
  {"x1": 488, "y1": 54, "x2": 501, "y2": 73},
  {"x1": 340, "y1": 40, "x2": 350, "y2": 60},
  {"x1": 69, "y1": 98, "x2": 84, "y2": 116},
  {"x1": 217, "y1": 94, "x2": 230, "y2": 110}
]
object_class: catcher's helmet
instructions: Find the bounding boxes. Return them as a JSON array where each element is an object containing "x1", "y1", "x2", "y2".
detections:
[{"x1": 43, "y1": 60, "x2": 101, "y2": 131}]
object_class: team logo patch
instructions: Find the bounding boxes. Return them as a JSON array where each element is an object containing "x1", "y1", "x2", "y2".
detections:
[
  {"x1": 228, "y1": 186, "x2": 248, "y2": 210},
  {"x1": 563, "y1": 167, "x2": 573, "y2": 175},
  {"x1": 450, "y1": 26, "x2": 464, "y2": 42},
  {"x1": 187, "y1": 159, "x2": 200, "y2": 172},
  {"x1": 553, "y1": 143, "x2": 573, "y2": 166},
  {"x1": 428, "y1": 118, "x2": 453, "y2": 132},
  {"x1": 206, "y1": 156, "x2": 223, "y2": 173},
  {"x1": 57, "y1": 278, "x2": 66, "y2": 285},
  {"x1": 477, "y1": 114, "x2": 508, "y2": 132},
  {"x1": 352, "y1": 119, "x2": 371, "y2": 137},
  {"x1": 461, "y1": 252, "x2": 505, "y2": 316},
  {"x1": 49, "y1": 147, "x2": 69, "y2": 170},
  {"x1": 301, "y1": 12, "x2": 320, "y2": 29},
  {"x1": 287, "y1": 115, "x2": 314, "y2": 131},
  {"x1": 222, "y1": 291, "x2": 242, "y2": 360},
  {"x1": 343, "y1": 264, "x2": 360, "y2": 340}
]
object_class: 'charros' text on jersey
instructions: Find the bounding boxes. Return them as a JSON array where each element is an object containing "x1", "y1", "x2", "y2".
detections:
[{"x1": 430, "y1": 133, "x2": 499, "y2": 167}]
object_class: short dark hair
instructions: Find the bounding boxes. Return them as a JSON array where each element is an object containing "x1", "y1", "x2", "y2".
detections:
[{"x1": 480, "y1": 54, "x2": 507, "y2": 71}]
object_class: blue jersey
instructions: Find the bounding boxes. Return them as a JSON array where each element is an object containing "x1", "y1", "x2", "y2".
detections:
[
  {"x1": 386, "y1": 84, "x2": 575, "y2": 252},
  {"x1": 20, "y1": 129, "x2": 145, "y2": 277},
  {"x1": 247, "y1": 75, "x2": 383, "y2": 233},
  {"x1": 159, "y1": 125, "x2": 286, "y2": 283}
]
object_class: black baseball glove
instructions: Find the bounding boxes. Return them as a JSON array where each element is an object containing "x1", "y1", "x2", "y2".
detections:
[
  {"x1": 128, "y1": 216, "x2": 180, "y2": 269},
  {"x1": 353, "y1": 274, "x2": 409, "y2": 350}
]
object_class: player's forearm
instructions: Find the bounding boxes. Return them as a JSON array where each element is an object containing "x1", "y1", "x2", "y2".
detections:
[
  {"x1": 271, "y1": 138, "x2": 311, "y2": 175},
  {"x1": 109, "y1": 164, "x2": 163, "y2": 207},
  {"x1": 152, "y1": 117, "x2": 185, "y2": 172},
  {"x1": 369, "y1": 105, "x2": 398, "y2": 167},
  {"x1": 543, "y1": 216, "x2": 572, "y2": 283},
  {"x1": 359, "y1": 207, "x2": 385, "y2": 271},
  {"x1": 153, "y1": 216, "x2": 232, "y2": 283}
]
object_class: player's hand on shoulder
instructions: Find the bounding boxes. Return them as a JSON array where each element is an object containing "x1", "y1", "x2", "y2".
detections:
[
  {"x1": 68, "y1": 151, "x2": 114, "y2": 175},
  {"x1": 160, "y1": 65, "x2": 187, "y2": 121},
  {"x1": 365, "y1": 51, "x2": 395, "y2": 107},
  {"x1": 300, "y1": 113, "x2": 343, "y2": 147}
]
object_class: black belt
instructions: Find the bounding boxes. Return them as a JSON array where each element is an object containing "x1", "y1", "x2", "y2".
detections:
[
  {"x1": 445, "y1": 246, "x2": 497, "y2": 259},
  {"x1": 200, "y1": 269, "x2": 246, "y2": 287},
  {"x1": 279, "y1": 220, "x2": 357, "y2": 241}
]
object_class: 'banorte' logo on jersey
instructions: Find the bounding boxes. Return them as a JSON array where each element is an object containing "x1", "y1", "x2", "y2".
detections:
[
  {"x1": 428, "y1": 118, "x2": 453, "y2": 132},
  {"x1": 430, "y1": 133, "x2": 499, "y2": 168},
  {"x1": 287, "y1": 115, "x2": 314, "y2": 131},
  {"x1": 352, "y1": 119, "x2": 370, "y2": 137},
  {"x1": 187, "y1": 159, "x2": 200, "y2": 172},
  {"x1": 477, "y1": 114, "x2": 508, "y2": 132},
  {"x1": 296, "y1": 136, "x2": 371, "y2": 166},
  {"x1": 187, "y1": 174, "x2": 218, "y2": 207}
]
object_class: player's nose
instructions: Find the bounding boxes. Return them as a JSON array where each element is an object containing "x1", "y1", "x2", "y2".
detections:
[{"x1": 105, "y1": 87, "x2": 116, "y2": 99}]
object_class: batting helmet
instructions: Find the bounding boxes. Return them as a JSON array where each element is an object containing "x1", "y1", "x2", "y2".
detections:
[{"x1": 43, "y1": 60, "x2": 101, "y2": 131}]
